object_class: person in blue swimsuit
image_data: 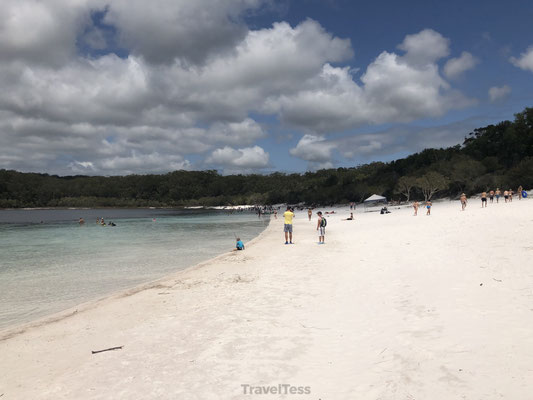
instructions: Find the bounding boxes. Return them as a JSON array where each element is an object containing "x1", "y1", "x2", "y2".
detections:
[
  {"x1": 426, "y1": 200, "x2": 432, "y2": 215},
  {"x1": 235, "y1": 238, "x2": 245, "y2": 251}
]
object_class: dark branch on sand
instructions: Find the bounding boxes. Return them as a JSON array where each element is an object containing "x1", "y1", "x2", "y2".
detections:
[{"x1": 92, "y1": 346, "x2": 123, "y2": 354}]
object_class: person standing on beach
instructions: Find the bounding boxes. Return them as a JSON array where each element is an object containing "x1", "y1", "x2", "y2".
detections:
[
  {"x1": 460, "y1": 193, "x2": 467, "y2": 211},
  {"x1": 307, "y1": 208, "x2": 312, "y2": 221},
  {"x1": 504, "y1": 190, "x2": 509, "y2": 202},
  {"x1": 495, "y1": 188, "x2": 501, "y2": 203},
  {"x1": 316, "y1": 211, "x2": 325, "y2": 244},
  {"x1": 283, "y1": 206, "x2": 295, "y2": 244},
  {"x1": 518, "y1": 185, "x2": 523, "y2": 200},
  {"x1": 509, "y1": 189, "x2": 513, "y2": 202},
  {"x1": 413, "y1": 201, "x2": 419, "y2": 216},
  {"x1": 426, "y1": 200, "x2": 432, "y2": 215},
  {"x1": 481, "y1": 191, "x2": 487, "y2": 208},
  {"x1": 489, "y1": 189, "x2": 495, "y2": 203}
]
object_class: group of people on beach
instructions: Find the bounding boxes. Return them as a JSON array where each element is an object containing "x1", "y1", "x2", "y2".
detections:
[
  {"x1": 461, "y1": 186, "x2": 525, "y2": 211},
  {"x1": 236, "y1": 185, "x2": 528, "y2": 250},
  {"x1": 411, "y1": 185, "x2": 526, "y2": 215}
]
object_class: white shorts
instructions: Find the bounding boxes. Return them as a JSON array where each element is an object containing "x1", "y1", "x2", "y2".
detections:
[{"x1": 318, "y1": 227, "x2": 325, "y2": 236}]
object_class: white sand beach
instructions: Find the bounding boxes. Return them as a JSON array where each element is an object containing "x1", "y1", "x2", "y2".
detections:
[{"x1": 1, "y1": 199, "x2": 532, "y2": 399}]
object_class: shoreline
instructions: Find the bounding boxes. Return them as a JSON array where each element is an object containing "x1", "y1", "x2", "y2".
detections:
[
  {"x1": 0, "y1": 216, "x2": 272, "y2": 340},
  {"x1": 1, "y1": 201, "x2": 532, "y2": 399}
]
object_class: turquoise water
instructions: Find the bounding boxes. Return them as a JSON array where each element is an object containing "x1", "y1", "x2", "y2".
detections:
[{"x1": 0, "y1": 209, "x2": 269, "y2": 330}]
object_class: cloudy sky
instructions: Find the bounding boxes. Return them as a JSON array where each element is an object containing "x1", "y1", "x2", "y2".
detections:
[{"x1": 1, "y1": 0, "x2": 532, "y2": 175}]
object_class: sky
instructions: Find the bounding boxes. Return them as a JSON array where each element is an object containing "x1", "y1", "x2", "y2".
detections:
[{"x1": 0, "y1": 0, "x2": 532, "y2": 176}]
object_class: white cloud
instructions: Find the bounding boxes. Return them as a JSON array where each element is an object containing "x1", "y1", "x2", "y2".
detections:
[
  {"x1": 397, "y1": 29, "x2": 450, "y2": 66},
  {"x1": 207, "y1": 118, "x2": 266, "y2": 147},
  {"x1": 289, "y1": 134, "x2": 337, "y2": 169},
  {"x1": 103, "y1": 0, "x2": 269, "y2": 64},
  {"x1": 0, "y1": 0, "x2": 98, "y2": 66},
  {"x1": 319, "y1": 118, "x2": 481, "y2": 162},
  {"x1": 488, "y1": 85, "x2": 511, "y2": 102},
  {"x1": 290, "y1": 134, "x2": 336, "y2": 162},
  {"x1": 276, "y1": 44, "x2": 474, "y2": 134},
  {"x1": 510, "y1": 46, "x2": 533, "y2": 73},
  {"x1": 206, "y1": 145, "x2": 270, "y2": 172},
  {"x1": 0, "y1": 1, "x2": 477, "y2": 174},
  {"x1": 444, "y1": 51, "x2": 478, "y2": 79}
]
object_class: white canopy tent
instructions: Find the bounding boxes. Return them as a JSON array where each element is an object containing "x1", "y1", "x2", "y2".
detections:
[{"x1": 363, "y1": 194, "x2": 387, "y2": 210}]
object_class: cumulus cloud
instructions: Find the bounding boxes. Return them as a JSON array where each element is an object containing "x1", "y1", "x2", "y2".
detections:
[
  {"x1": 207, "y1": 119, "x2": 266, "y2": 147},
  {"x1": 0, "y1": 1, "x2": 476, "y2": 175},
  {"x1": 326, "y1": 119, "x2": 480, "y2": 163},
  {"x1": 103, "y1": 0, "x2": 268, "y2": 64},
  {"x1": 206, "y1": 145, "x2": 270, "y2": 173},
  {"x1": 275, "y1": 31, "x2": 474, "y2": 135},
  {"x1": 0, "y1": 0, "x2": 100, "y2": 66},
  {"x1": 397, "y1": 29, "x2": 450, "y2": 66},
  {"x1": 488, "y1": 85, "x2": 511, "y2": 102},
  {"x1": 444, "y1": 51, "x2": 478, "y2": 79},
  {"x1": 510, "y1": 46, "x2": 533, "y2": 73},
  {"x1": 289, "y1": 134, "x2": 337, "y2": 164}
]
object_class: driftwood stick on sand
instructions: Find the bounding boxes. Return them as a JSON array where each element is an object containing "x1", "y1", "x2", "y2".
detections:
[{"x1": 91, "y1": 346, "x2": 123, "y2": 354}]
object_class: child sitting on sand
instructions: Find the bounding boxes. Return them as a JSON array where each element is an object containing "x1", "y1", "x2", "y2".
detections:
[{"x1": 235, "y1": 238, "x2": 245, "y2": 251}]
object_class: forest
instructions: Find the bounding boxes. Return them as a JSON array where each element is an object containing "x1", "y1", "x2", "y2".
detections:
[{"x1": 1, "y1": 107, "x2": 532, "y2": 208}]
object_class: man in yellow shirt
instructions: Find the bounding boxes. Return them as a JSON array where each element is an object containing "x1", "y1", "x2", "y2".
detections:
[{"x1": 283, "y1": 206, "x2": 295, "y2": 244}]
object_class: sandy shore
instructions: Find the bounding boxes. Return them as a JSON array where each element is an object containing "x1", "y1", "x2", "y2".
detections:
[{"x1": 1, "y1": 199, "x2": 532, "y2": 399}]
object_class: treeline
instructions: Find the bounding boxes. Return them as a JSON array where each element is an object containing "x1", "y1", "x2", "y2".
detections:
[{"x1": 1, "y1": 108, "x2": 532, "y2": 208}]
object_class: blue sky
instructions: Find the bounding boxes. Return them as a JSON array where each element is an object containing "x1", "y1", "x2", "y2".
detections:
[
  {"x1": 252, "y1": 0, "x2": 533, "y2": 171},
  {"x1": 0, "y1": 0, "x2": 532, "y2": 175}
]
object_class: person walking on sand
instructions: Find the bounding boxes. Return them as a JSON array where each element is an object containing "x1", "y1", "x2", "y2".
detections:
[
  {"x1": 504, "y1": 190, "x2": 509, "y2": 203},
  {"x1": 283, "y1": 206, "x2": 295, "y2": 244},
  {"x1": 426, "y1": 200, "x2": 432, "y2": 215},
  {"x1": 481, "y1": 191, "x2": 487, "y2": 208},
  {"x1": 495, "y1": 188, "x2": 501, "y2": 203},
  {"x1": 273, "y1": 209, "x2": 277, "y2": 219},
  {"x1": 460, "y1": 193, "x2": 467, "y2": 211},
  {"x1": 509, "y1": 189, "x2": 514, "y2": 202},
  {"x1": 518, "y1": 185, "x2": 523, "y2": 200},
  {"x1": 489, "y1": 189, "x2": 495, "y2": 203},
  {"x1": 413, "y1": 201, "x2": 419, "y2": 216},
  {"x1": 316, "y1": 211, "x2": 326, "y2": 244}
]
